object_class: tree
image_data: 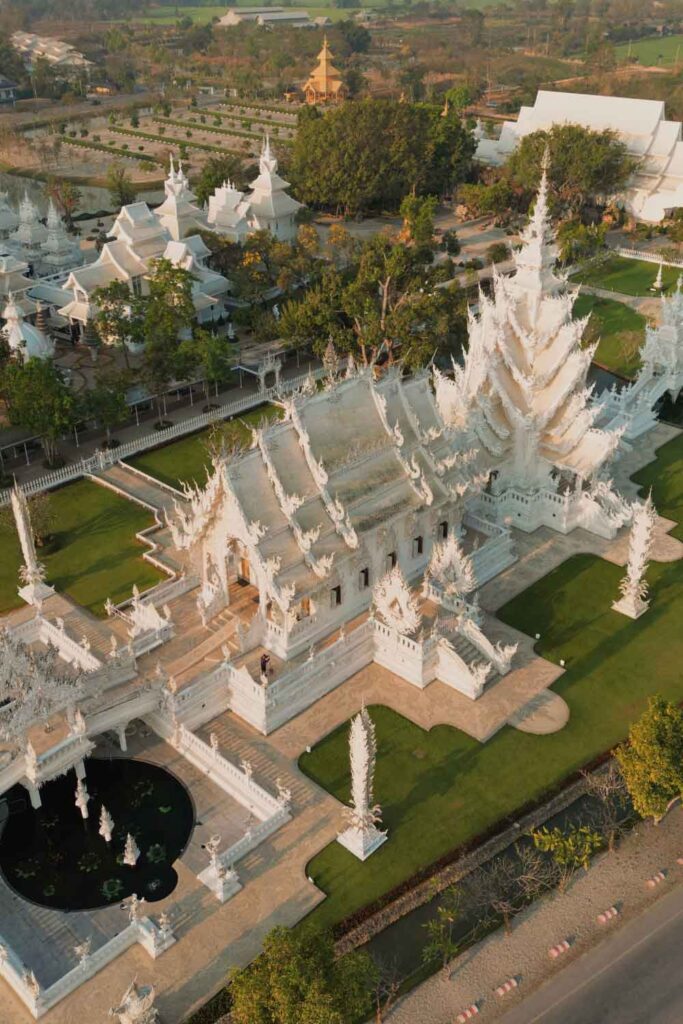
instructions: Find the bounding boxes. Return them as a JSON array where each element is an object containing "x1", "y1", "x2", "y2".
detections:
[
  {"x1": 142, "y1": 259, "x2": 197, "y2": 424},
  {"x1": 557, "y1": 220, "x2": 607, "y2": 265},
  {"x1": 615, "y1": 695, "x2": 683, "y2": 822},
  {"x1": 0, "y1": 359, "x2": 79, "y2": 467},
  {"x1": 92, "y1": 280, "x2": 143, "y2": 368},
  {"x1": 45, "y1": 178, "x2": 81, "y2": 232},
  {"x1": 531, "y1": 825, "x2": 604, "y2": 890},
  {"x1": 106, "y1": 162, "x2": 137, "y2": 208},
  {"x1": 337, "y1": 20, "x2": 371, "y2": 54},
  {"x1": 422, "y1": 886, "x2": 461, "y2": 971},
  {"x1": 85, "y1": 370, "x2": 129, "y2": 447},
  {"x1": 445, "y1": 84, "x2": 473, "y2": 113},
  {"x1": 398, "y1": 64, "x2": 426, "y2": 102},
  {"x1": 582, "y1": 763, "x2": 631, "y2": 852},
  {"x1": 399, "y1": 193, "x2": 437, "y2": 254},
  {"x1": 0, "y1": 491, "x2": 57, "y2": 547},
  {"x1": 194, "y1": 154, "x2": 245, "y2": 206},
  {"x1": 507, "y1": 124, "x2": 635, "y2": 216},
  {"x1": 192, "y1": 329, "x2": 234, "y2": 400},
  {"x1": 457, "y1": 180, "x2": 514, "y2": 221},
  {"x1": 229, "y1": 927, "x2": 376, "y2": 1024},
  {"x1": 290, "y1": 99, "x2": 475, "y2": 216}
]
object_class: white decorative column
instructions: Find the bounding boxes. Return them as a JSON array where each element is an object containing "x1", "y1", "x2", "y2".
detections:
[
  {"x1": 10, "y1": 485, "x2": 55, "y2": 607},
  {"x1": 337, "y1": 707, "x2": 387, "y2": 861},
  {"x1": 197, "y1": 834, "x2": 242, "y2": 903},
  {"x1": 612, "y1": 494, "x2": 657, "y2": 620}
]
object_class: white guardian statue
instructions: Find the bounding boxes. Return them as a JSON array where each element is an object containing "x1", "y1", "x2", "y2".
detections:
[{"x1": 337, "y1": 707, "x2": 387, "y2": 861}]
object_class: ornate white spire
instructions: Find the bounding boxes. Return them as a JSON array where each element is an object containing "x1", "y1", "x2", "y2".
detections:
[
  {"x1": 612, "y1": 493, "x2": 657, "y2": 619},
  {"x1": 435, "y1": 162, "x2": 622, "y2": 494},
  {"x1": 337, "y1": 707, "x2": 387, "y2": 860}
]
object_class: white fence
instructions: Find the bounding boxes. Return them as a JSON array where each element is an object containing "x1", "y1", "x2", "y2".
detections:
[
  {"x1": 0, "y1": 916, "x2": 174, "y2": 1019},
  {"x1": 614, "y1": 246, "x2": 683, "y2": 269},
  {"x1": 0, "y1": 368, "x2": 326, "y2": 507}
]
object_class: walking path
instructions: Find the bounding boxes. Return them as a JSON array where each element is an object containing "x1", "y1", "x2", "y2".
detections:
[{"x1": 387, "y1": 809, "x2": 683, "y2": 1023}]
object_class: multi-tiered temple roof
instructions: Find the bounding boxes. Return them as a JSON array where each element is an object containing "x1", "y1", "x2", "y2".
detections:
[{"x1": 436, "y1": 166, "x2": 621, "y2": 491}]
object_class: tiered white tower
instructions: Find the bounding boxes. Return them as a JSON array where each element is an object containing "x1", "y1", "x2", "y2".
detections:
[
  {"x1": 435, "y1": 162, "x2": 626, "y2": 538},
  {"x1": 0, "y1": 190, "x2": 19, "y2": 239},
  {"x1": 612, "y1": 493, "x2": 657, "y2": 619},
  {"x1": 9, "y1": 192, "x2": 48, "y2": 259},
  {"x1": 640, "y1": 276, "x2": 683, "y2": 402},
  {"x1": 247, "y1": 136, "x2": 303, "y2": 242},
  {"x1": 155, "y1": 156, "x2": 206, "y2": 241},
  {"x1": 40, "y1": 199, "x2": 80, "y2": 271}
]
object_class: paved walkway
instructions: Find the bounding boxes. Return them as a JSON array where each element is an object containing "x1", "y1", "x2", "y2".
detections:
[
  {"x1": 387, "y1": 809, "x2": 683, "y2": 1024},
  {"x1": 576, "y1": 283, "x2": 662, "y2": 322}
]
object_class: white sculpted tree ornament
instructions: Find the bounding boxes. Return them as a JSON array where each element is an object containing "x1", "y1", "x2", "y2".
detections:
[
  {"x1": 109, "y1": 978, "x2": 159, "y2": 1024},
  {"x1": 425, "y1": 533, "x2": 477, "y2": 602},
  {"x1": 372, "y1": 565, "x2": 422, "y2": 636},
  {"x1": 433, "y1": 153, "x2": 622, "y2": 501},
  {"x1": 0, "y1": 629, "x2": 85, "y2": 745},
  {"x1": 10, "y1": 485, "x2": 54, "y2": 607},
  {"x1": 613, "y1": 493, "x2": 657, "y2": 619},
  {"x1": 337, "y1": 707, "x2": 387, "y2": 861},
  {"x1": 123, "y1": 833, "x2": 141, "y2": 867}
]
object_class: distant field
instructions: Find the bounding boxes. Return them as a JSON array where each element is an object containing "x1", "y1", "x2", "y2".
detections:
[
  {"x1": 615, "y1": 33, "x2": 683, "y2": 66},
  {"x1": 131, "y1": 1, "x2": 380, "y2": 22}
]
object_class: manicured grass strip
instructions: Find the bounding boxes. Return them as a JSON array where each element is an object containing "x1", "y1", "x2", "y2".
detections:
[
  {"x1": 0, "y1": 479, "x2": 163, "y2": 617},
  {"x1": 573, "y1": 293, "x2": 646, "y2": 379},
  {"x1": 126, "y1": 405, "x2": 282, "y2": 490},
  {"x1": 299, "y1": 434, "x2": 683, "y2": 932},
  {"x1": 615, "y1": 33, "x2": 683, "y2": 66},
  {"x1": 572, "y1": 255, "x2": 680, "y2": 296},
  {"x1": 155, "y1": 117, "x2": 292, "y2": 146},
  {"x1": 631, "y1": 432, "x2": 683, "y2": 540}
]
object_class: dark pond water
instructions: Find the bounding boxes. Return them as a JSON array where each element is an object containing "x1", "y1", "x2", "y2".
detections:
[{"x1": 0, "y1": 758, "x2": 194, "y2": 911}]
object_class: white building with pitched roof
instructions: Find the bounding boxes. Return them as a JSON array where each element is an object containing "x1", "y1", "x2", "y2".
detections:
[
  {"x1": 476, "y1": 89, "x2": 683, "y2": 223},
  {"x1": 206, "y1": 181, "x2": 252, "y2": 244},
  {"x1": 2, "y1": 293, "x2": 54, "y2": 362}
]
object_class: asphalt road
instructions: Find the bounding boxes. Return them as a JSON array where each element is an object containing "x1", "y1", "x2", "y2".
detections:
[{"x1": 499, "y1": 882, "x2": 683, "y2": 1024}]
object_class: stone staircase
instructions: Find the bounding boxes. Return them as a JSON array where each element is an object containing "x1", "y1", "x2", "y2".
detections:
[
  {"x1": 91, "y1": 462, "x2": 182, "y2": 515},
  {"x1": 443, "y1": 630, "x2": 501, "y2": 686},
  {"x1": 59, "y1": 607, "x2": 117, "y2": 662}
]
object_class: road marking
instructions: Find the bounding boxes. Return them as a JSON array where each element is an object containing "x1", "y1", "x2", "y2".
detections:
[{"x1": 521, "y1": 900, "x2": 683, "y2": 1023}]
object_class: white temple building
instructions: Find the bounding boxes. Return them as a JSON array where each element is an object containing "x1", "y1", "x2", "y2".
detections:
[
  {"x1": 9, "y1": 193, "x2": 48, "y2": 261},
  {"x1": 435, "y1": 163, "x2": 630, "y2": 538},
  {"x1": 1, "y1": 293, "x2": 54, "y2": 361},
  {"x1": 58, "y1": 164, "x2": 231, "y2": 337},
  {"x1": 476, "y1": 89, "x2": 683, "y2": 222}
]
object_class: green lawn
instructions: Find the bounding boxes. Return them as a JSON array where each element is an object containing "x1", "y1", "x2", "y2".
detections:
[
  {"x1": 615, "y1": 34, "x2": 683, "y2": 66},
  {"x1": 573, "y1": 293, "x2": 646, "y2": 379},
  {"x1": 299, "y1": 434, "x2": 683, "y2": 932},
  {"x1": 573, "y1": 256, "x2": 680, "y2": 297},
  {"x1": 127, "y1": 405, "x2": 280, "y2": 490},
  {"x1": 0, "y1": 479, "x2": 164, "y2": 617}
]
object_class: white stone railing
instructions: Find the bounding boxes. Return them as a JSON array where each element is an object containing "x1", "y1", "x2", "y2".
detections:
[
  {"x1": 24, "y1": 735, "x2": 95, "y2": 788},
  {"x1": 174, "y1": 724, "x2": 285, "y2": 821},
  {"x1": 11, "y1": 616, "x2": 103, "y2": 672},
  {"x1": 465, "y1": 512, "x2": 516, "y2": 584},
  {"x1": 0, "y1": 915, "x2": 174, "y2": 1019},
  {"x1": 613, "y1": 246, "x2": 683, "y2": 268},
  {"x1": 218, "y1": 805, "x2": 290, "y2": 871},
  {"x1": 0, "y1": 368, "x2": 326, "y2": 507}
]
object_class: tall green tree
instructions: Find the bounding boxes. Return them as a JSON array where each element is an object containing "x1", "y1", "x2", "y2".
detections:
[
  {"x1": 0, "y1": 359, "x2": 79, "y2": 467},
  {"x1": 85, "y1": 370, "x2": 130, "y2": 447},
  {"x1": 616, "y1": 695, "x2": 683, "y2": 822},
  {"x1": 45, "y1": 179, "x2": 81, "y2": 231},
  {"x1": 141, "y1": 259, "x2": 196, "y2": 422},
  {"x1": 229, "y1": 927, "x2": 376, "y2": 1024},
  {"x1": 92, "y1": 280, "x2": 144, "y2": 368},
  {"x1": 506, "y1": 124, "x2": 635, "y2": 216}
]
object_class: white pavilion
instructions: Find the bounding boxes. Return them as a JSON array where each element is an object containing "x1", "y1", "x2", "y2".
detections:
[
  {"x1": 476, "y1": 89, "x2": 683, "y2": 223},
  {"x1": 206, "y1": 180, "x2": 252, "y2": 244}
]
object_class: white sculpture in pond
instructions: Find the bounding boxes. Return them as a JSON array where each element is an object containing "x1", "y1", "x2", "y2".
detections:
[
  {"x1": 99, "y1": 805, "x2": 115, "y2": 843},
  {"x1": 337, "y1": 707, "x2": 387, "y2": 861},
  {"x1": 109, "y1": 978, "x2": 159, "y2": 1024},
  {"x1": 123, "y1": 833, "x2": 141, "y2": 867},
  {"x1": 613, "y1": 493, "x2": 657, "y2": 619},
  {"x1": 10, "y1": 485, "x2": 55, "y2": 607},
  {"x1": 75, "y1": 778, "x2": 90, "y2": 819},
  {"x1": 372, "y1": 565, "x2": 421, "y2": 636}
]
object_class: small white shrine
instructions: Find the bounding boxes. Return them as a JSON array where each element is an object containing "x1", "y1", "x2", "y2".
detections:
[{"x1": 1, "y1": 294, "x2": 54, "y2": 362}]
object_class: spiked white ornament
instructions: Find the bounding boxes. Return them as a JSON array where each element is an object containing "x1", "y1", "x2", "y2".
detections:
[
  {"x1": 337, "y1": 707, "x2": 387, "y2": 861},
  {"x1": 612, "y1": 493, "x2": 657, "y2": 619}
]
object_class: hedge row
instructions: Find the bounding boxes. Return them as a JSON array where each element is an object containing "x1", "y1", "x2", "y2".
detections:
[
  {"x1": 165, "y1": 113, "x2": 294, "y2": 140},
  {"x1": 61, "y1": 136, "x2": 165, "y2": 165},
  {"x1": 154, "y1": 116, "x2": 291, "y2": 146},
  {"x1": 109, "y1": 125, "x2": 247, "y2": 158},
  {"x1": 220, "y1": 98, "x2": 297, "y2": 116}
]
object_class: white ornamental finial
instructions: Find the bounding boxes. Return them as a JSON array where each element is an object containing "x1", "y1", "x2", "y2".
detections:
[
  {"x1": 613, "y1": 493, "x2": 657, "y2": 619},
  {"x1": 336, "y1": 708, "x2": 387, "y2": 861},
  {"x1": 99, "y1": 804, "x2": 115, "y2": 843},
  {"x1": 123, "y1": 833, "x2": 140, "y2": 867},
  {"x1": 75, "y1": 778, "x2": 90, "y2": 819}
]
